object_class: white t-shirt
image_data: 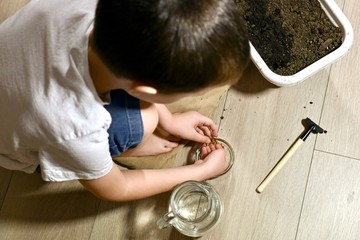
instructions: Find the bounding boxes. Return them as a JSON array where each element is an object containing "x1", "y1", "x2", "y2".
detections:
[{"x1": 0, "y1": 0, "x2": 113, "y2": 181}]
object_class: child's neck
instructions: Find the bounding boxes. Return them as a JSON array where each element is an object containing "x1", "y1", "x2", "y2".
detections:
[{"x1": 87, "y1": 45, "x2": 125, "y2": 96}]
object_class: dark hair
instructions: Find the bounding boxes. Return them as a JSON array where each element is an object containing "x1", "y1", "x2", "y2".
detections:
[{"x1": 93, "y1": 0, "x2": 250, "y2": 93}]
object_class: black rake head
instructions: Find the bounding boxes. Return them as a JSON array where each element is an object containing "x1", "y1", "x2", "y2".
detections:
[{"x1": 300, "y1": 118, "x2": 327, "y2": 141}]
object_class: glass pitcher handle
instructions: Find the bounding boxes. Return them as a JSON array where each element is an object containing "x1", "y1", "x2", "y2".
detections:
[{"x1": 157, "y1": 211, "x2": 175, "y2": 229}]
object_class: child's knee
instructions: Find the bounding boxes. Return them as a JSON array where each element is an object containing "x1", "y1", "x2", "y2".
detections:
[{"x1": 140, "y1": 101, "x2": 159, "y2": 141}]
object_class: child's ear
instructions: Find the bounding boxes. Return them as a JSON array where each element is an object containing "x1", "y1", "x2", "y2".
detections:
[{"x1": 129, "y1": 85, "x2": 158, "y2": 95}]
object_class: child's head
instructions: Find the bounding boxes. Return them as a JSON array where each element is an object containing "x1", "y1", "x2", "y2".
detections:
[{"x1": 92, "y1": 0, "x2": 250, "y2": 94}]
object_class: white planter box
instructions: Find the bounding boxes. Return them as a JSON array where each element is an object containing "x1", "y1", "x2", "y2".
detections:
[{"x1": 250, "y1": 0, "x2": 354, "y2": 86}]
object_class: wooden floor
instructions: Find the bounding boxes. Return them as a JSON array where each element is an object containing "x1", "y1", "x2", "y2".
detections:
[{"x1": 1, "y1": 0, "x2": 360, "y2": 239}]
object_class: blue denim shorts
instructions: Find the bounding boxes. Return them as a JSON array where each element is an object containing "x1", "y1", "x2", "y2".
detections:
[{"x1": 104, "y1": 90, "x2": 144, "y2": 156}]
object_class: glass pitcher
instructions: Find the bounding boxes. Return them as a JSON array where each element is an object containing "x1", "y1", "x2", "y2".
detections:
[{"x1": 157, "y1": 180, "x2": 223, "y2": 237}]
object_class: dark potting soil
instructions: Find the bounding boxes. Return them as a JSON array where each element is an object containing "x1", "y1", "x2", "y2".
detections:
[{"x1": 236, "y1": 0, "x2": 343, "y2": 75}]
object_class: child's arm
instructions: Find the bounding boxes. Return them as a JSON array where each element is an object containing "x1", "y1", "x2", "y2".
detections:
[
  {"x1": 79, "y1": 144, "x2": 227, "y2": 201},
  {"x1": 155, "y1": 103, "x2": 218, "y2": 143}
]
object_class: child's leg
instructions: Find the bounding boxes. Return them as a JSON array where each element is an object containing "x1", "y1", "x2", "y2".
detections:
[
  {"x1": 105, "y1": 90, "x2": 178, "y2": 157},
  {"x1": 120, "y1": 101, "x2": 179, "y2": 157}
]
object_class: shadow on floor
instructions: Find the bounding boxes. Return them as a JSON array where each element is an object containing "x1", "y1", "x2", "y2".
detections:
[{"x1": 232, "y1": 62, "x2": 278, "y2": 94}]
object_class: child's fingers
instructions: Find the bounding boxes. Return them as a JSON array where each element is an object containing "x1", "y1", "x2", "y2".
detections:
[
  {"x1": 195, "y1": 126, "x2": 205, "y2": 136},
  {"x1": 197, "y1": 116, "x2": 218, "y2": 137},
  {"x1": 202, "y1": 125, "x2": 218, "y2": 137},
  {"x1": 195, "y1": 127, "x2": 212, "y2": 143},
  {"x1": 200, "y1": 145, "x2": 211, "y2": 158},
  {"x1": 198, "y1": 125, "x2": 212, "y2": 138},
  {"x1": 215, "y1": 143, "x2": 223, "y2": 149},
  {"x1": 196, "y1": 126, "x2": 218, "y2": 143},
  {"x1": 200, "y1": 142, "x2": 222, "y2": 159}
]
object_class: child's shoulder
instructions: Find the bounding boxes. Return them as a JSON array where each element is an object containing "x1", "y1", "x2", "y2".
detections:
[{"x1": 12, "y1": 0, "x2": 97, "y2": 21}]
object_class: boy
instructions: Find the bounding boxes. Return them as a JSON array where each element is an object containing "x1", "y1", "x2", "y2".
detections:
[{"x1": 0, "y1": 0, "x2": 249, "y2": 201}]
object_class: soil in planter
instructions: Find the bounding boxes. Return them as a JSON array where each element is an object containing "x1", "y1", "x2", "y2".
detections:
[{"x1": 236, "y1": 0, "x2": 343, "y2": 76}]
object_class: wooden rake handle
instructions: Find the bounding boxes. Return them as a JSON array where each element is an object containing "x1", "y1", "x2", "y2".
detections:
[{"x1": 256, "y1": 138, "x2": 304, "y2": 193}]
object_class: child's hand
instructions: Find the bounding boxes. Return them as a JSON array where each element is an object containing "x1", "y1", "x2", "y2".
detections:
[
  {"x1": 164, "y1": 111, "x2": 218, "y2": 143},
  {"x1": 195, "y1": 143, "x2": 230, "y2": 178}
]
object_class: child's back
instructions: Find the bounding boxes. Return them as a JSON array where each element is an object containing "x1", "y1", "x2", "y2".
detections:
[{"x1": 0, "y1": 0, "x2": 113, "y2": 180}]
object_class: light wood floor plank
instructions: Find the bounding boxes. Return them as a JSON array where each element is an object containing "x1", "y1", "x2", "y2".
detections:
[
  {"x1": 315, "y1": 0, "x2": 360, "y2": 159},
  {"x1": 0, "y1": 0, "x2": 30, "y2": 23},
  {"x1": 296, "y1": 151, "x2": 360, "y2": 240},
  {"x1": 196, "y1": 62, "x2": 330, "y2": 240},
  {"x1": 0, "y1": 172, "x2": 99, "y2": 240},
  {"x1": 0, "y1": 169, "x2": 12, "y2": 210},
  {"x1": 90, "y1": 193, "x2": 192, "y2": 240}
]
